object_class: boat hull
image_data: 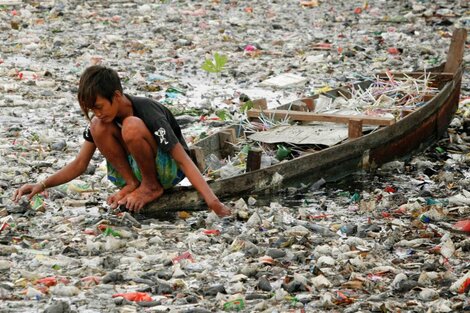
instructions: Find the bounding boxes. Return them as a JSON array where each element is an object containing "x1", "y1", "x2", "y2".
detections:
[{"x1": 142, "y1": 66, "x2": 463, "y2": 215}]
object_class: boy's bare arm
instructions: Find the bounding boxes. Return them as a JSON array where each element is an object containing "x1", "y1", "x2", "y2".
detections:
[
  {"x1": 13, "y1": 141, "x2": 97, "y2": 202},
  {"x1": 170, "y1": 143, "x2": 231, "y2": 217}
]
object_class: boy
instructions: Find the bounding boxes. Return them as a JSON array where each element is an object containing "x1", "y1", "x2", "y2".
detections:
[{"x1": 13, "y1": 66, "x2": 231, "y2": 217}]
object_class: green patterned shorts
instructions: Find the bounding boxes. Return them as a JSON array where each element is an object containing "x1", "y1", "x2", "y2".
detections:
[{"x1": 107, "y1": 147, "x2": 185, "y2": 189}]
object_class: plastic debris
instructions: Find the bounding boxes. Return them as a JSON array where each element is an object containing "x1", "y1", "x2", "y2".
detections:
[
  {"x1": 112, "y1": 292, "x2": 153, "y2": 302},
  {"x1": 0, "y1": 1, "x2": 469, "y2": 312}
]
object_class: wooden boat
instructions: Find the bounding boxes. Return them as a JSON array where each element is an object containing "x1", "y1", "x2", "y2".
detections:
[{"x1": 143, "y1": 28, "x2": 467, "y2": 215}]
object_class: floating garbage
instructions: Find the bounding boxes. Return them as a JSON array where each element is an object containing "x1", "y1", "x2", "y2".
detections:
[
  {"x1": 112, "y1": 292, "x2": 153, "y2": 302},
  {"x1": 0, "y1": 0, "x2": 469, "y2": 312}
]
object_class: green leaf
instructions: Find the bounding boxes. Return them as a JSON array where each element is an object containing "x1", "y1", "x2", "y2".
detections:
[
  {"x1": 201, "y1": 59, "x2": 217, "y2": 73},
  {"x1": 201, "y1": 52, "x2": 228, "y2": 73},
  {"x1": 213, "y1": 52, "x2": 227, "y2": 71},
  {"x1": 30, "y1": 132, "x2": 40, "y2": 142},
  {"x1": 240, "y1": 100, "x2": 254, "y2": 112},
  {"x1": 216, "y1": 109, "x2": 230, "y2": 121}
]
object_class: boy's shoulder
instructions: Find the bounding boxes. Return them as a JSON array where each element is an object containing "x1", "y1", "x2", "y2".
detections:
[
  {"x1": 127, "y1": 94, "x2": 174, "y2": 121},
  {"x1": 127, "y1": 94, "x2": 161, "y2": 107}
]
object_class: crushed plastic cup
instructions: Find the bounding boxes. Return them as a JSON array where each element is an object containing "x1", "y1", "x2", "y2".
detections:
[
  {"x1": 458, "y1": 278, "x2": 470, "y2": 294},
  {"x1": 35, "y1": 276, "x2": 69, "y2": 287},
  {"x1": 98, "y1": 225, "x2": 121, "y2": 237},
  {"x1": 420, "y1": 214, "x2": 431, "y2": 223},
  {"x1": 112, "y1": 292, "x2": 152, "y2": 302},
  {"x1": 172, "y1": 251, "x2": 195, "y2": 264},
  {"x1": 30, "y1": 194, "x2": 45, "y2": 210},
  {"x1": 203, "y1": 229, "x2": 221, "y2": 236},
  {"x1": 223, "y1": 298, "x2": 245, "y2": 311},
  {"x1": 103, "y1": 227, "x2": 121, "y2": 237},
  {"x1": 453, "y1": 220, "x2": 470, "y2": 232},
  {"x1": 276, "y1": 145, "x2": 291, "y2": 161}
]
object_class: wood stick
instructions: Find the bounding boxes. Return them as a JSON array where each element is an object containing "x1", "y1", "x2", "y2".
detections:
[{"x1": 246, "y1": 148, "x2": 262, "y2": 172}]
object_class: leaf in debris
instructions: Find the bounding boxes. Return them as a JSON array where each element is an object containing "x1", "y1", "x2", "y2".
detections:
[
  {"x1": 240, "y1": 100, "x2": 254, "y2": 112},
  {"x1": 201, "y1": 52, "x2": 228, "y2": 73},
  {"x1": 216, "y1": 109, "x2": 231, "y2": 121}
]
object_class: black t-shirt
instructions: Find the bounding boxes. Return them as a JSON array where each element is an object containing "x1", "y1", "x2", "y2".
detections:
[{"x1": 83, "y1": 94, "x2": 189, "y2": 154}]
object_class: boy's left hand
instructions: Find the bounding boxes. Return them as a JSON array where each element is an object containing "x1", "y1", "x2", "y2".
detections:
[{"x1": 209, "y1": 200, "x2": 231, "y2": 217}]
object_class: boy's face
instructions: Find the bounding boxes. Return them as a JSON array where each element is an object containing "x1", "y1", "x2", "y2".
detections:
[{"x1": 92, "y1": 93, "x2": 119, "y2": 123}]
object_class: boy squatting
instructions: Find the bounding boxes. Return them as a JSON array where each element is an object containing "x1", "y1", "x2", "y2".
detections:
[{"x1": 13, "y1": 65, "x2": 231, "y2": 217}]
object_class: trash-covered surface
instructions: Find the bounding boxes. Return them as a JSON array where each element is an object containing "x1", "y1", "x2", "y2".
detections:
[
  {"x1": 208, "y1": 72, "x2": 445, "y2": 179},
  {"x1": 0, "y1": 0, "x2": 469, "y2": 312}
]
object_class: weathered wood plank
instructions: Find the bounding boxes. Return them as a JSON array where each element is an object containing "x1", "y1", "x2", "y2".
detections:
[
  {"x1": 189, "y1": 146, "x2": 206, "y2": 173},
  {"x1": 252, "y1": 98, "x2": 268, "y2": 110},
  {"x1": 444, "y1": 28, "x2": 467, "y2": 74},
  {"x1": 348, "y1": 119, "x2": 363, "y2": 139},
  {"x1": 246, "y1": 148, "x2": 262, "y2": 172},
  {"x1": 218, "y1": 128, "x2": 236, "y2": 158},
  {"x1": 247, "y1": 109, "x2": 395, "y2": 126}
]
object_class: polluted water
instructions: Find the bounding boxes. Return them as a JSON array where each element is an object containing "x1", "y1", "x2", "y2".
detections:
[{"x1": 0, "y1": 0, "x2": 469, "y2": 312}]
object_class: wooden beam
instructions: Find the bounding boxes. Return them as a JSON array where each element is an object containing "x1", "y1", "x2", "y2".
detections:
[
  {"x1": 252, "y1": 98, "x2": 267, "y2": 110},
  {"x1": 400, "y1": 109, "x2": 414, "y2": 118},
  {"x1": 189, "y1": 146, "x2": 206, "y2": 173},
  {"x1": 348, "y1": 118, "x2": 363, "y2": 139},
  {"x1": 247, "y1": 109, "x2": 395, "y2": 126},
  {"x1": 246, "y1": 148, "x2": 262, "y2": 172},
  {"x1": 444, "y1": 28, "x2": 467, "y2": 74},
  {"x1": 218, "y1": 128, "x2": 236, "y2": 159}
]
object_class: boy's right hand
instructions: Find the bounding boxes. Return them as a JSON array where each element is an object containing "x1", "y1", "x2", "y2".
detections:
[
  {"x1": 12, "y1": 183, "x2": 44, "y2": 203},
  {"x1": 209, "y1": 200, "x2": 231, "y2": 217}
]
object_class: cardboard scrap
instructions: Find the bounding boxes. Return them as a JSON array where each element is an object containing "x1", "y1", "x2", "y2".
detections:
[
  {"x1": 259, "y1": 73, "x2": 308, "y2": 89},
  {"x1": 248, "y1": 124, "x2": 348, "y2": 146}
]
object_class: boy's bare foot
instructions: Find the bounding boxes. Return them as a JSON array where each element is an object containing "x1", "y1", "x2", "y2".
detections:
[
  {"x1": 107, "y1": 183, "x2": 139, "y2": 209},
  {"x1": 117, "y1": 184, "x2": 163, "y2": 212}
]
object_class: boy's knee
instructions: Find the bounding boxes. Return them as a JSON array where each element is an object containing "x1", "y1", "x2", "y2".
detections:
[
  {"x1": 89, "y1": 117, "x2": 106, "y2": 135},
  {"x1": 121, "y1": 117, "x2": 146, "y2": 141}
]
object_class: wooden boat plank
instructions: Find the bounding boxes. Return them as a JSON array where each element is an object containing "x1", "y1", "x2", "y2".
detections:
[
  {"x1": 246, "y1": 109, "x2": 396, "y2": 126},
  {"x1": 444, "y1": 28, "x2": 467, "y2": 74}
]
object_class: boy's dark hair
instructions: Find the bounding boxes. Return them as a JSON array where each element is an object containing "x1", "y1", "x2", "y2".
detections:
[{"x1": 77, "y1": 66, "x2": 123, "y2": 120}]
